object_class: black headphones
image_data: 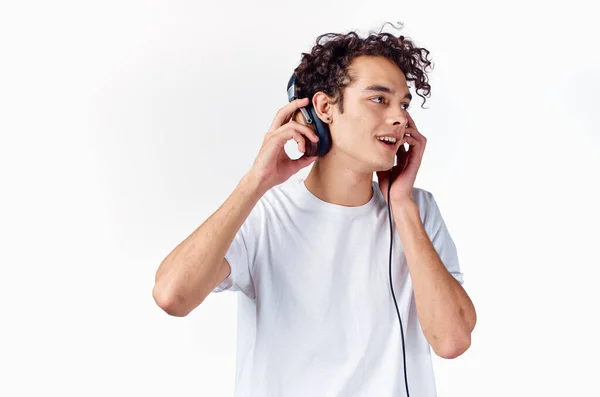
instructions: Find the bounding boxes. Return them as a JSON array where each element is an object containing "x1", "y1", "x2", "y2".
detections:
[{"x1": 287, "y1": 73, "x2": 332, "y2": 157}]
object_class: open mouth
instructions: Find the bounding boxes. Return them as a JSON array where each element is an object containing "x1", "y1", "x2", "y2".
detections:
[{"x1": 376, "y1": 136, "x2": 398, "y2": 150}]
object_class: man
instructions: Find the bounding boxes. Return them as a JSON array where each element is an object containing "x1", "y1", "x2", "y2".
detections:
[{"x1": 153, "y1": 28, "x2": 476, "y2": 397}]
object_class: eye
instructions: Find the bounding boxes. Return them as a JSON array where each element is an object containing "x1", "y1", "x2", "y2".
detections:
[
  {"x1": 371, "y1": 96, "x2": 386, "y2": 104},
  {"x1": 371, "y1": 97, "x2": 410, "y2": 110}
]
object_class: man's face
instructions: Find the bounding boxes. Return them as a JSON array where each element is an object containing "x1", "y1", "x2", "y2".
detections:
[{"x1": 328, "y1": 55, "x2": 412, "y2": 173}]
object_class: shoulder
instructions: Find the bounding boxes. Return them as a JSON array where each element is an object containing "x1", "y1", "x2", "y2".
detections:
[
  {"x1": 412, "y1": 187, "x2": 442, "y2": 219},
  {"x1": 411, "y1": 187, "x2": 436, "y2": 208},
  {"x1": 248, "y1": 177, "x2": 304, "y2": 219},
  {"x1": 407, "y1": 187, "x2": 451, "y2": 235},
  {"x1": 260, "y1": 177, "x2": 302, "y2": 206},
  {"x1": 371, "y1": 181, "x2": 436, "y2": 210},
  {"x1": 370, "y1": 182, "x2": 442, "y2": 225}
]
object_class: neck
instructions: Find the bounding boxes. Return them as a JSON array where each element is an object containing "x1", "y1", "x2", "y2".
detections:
[{"x1": 304, "y1": 154, "x2": 374, "y2": 207}]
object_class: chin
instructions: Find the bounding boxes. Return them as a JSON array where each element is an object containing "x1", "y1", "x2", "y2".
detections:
[
  {"x1": 365, "y1": 156, "x2": 394, "y2": 173},
  {"x1": 339, "y1": 146, "x2": 394, "y2": 173},
  {"x1": 373, "y1": 163, "x2": 394, "y2": 173},
  {"x1": 373, "y1": 153, "x2": 396, "y2": 171}
]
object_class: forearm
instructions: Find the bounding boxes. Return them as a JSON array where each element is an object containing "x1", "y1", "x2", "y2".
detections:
[
  {"x1": 392, "y1": 199, "x2": 476, "y2": 358},
  {"x1": 153, "y1": 172, "x2": 266, "y2": 316}
]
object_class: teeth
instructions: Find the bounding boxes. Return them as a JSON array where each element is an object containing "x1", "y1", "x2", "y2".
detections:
[{"x1": 377, "y1": 136, "x2": 397, "y2": 143}]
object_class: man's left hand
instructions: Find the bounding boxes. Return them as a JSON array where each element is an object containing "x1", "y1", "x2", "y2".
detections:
[{"x1": 376, "y1": 112, "x2": 427, "y2": 207}]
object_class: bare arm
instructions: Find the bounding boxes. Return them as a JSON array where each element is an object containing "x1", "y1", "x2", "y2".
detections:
[
  {"x1": 377, "y1": 112, "x2": 475, "y2": 359},
  {"x1": 393, "y1": 199, "x2": 476, "y2": 359},
  {"x1": 152, "y1": 173, "x2": 266, "y2": 317},
  {"x1": 152, "y1": 97, "x2": 320, "y2": 317}
]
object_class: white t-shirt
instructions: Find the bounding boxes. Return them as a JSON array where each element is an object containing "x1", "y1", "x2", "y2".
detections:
[{"x1": 212, "y1": 177, "x2": 464, "y2": 397}]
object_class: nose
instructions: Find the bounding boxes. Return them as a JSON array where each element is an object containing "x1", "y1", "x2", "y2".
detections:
[
  {"x1": 387, "y1": 109, "x2": 409, "y2": 129},
  {"x1": 390, "y1": 117, "x2": 409, "y2": 129}
]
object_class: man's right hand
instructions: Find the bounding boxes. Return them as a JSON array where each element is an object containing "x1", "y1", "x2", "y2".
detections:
[{"x1": 247, "y1": 98, "x2": 320, "y2": 191}]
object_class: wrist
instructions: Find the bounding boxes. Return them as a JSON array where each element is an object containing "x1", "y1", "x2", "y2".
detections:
[
  {"x1": 391, "y1": 198, "x2": 418, "y2": 217},
  {"x1": 241, "y1": 171, "x2": 270, "y2": 197}
]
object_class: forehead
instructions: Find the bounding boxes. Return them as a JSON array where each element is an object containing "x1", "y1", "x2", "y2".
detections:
[{"x1": 347, "y1": 56, "x2": 408, "y2": 92}]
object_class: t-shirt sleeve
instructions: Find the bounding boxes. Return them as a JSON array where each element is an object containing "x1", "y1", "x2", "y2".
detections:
[
  {"x1": 211, "y1": 201, "x2": 263, "y2": 299},
  {"x1": 419, "y1": 190, "x2": 464, "y2": 285}
]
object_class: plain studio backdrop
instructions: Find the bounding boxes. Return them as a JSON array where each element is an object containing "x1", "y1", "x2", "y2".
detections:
[{"x1": 1, "y1": 1, "x2": 598, "y2": 396}]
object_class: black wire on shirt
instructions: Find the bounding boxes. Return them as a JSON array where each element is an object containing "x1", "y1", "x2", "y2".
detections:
[{"x1": 387, "y1": 171, "x2": 410, "y2": 397}]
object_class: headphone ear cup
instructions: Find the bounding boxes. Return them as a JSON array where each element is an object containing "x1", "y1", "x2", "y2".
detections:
[
  {"x1": 306, "y1": 105, "x2": 331, "y2": 157},
  {"x1": 287, "y1": 72, "x2": 331, "y2": 157}
]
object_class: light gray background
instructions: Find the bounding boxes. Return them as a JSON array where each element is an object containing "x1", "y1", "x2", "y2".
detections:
[{"x1": 1, "y1": 1, "x2": 598, "y2": 396}]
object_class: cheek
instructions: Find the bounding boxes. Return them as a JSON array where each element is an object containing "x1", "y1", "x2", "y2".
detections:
[
  {"x1": 330, "y1": 105, "x2": 379, "y2": 147},
  {"x1": 353, "y1": 104, "x2": 379, "y2": 124},
  {"x1": 341, "y1": 104, "x2": 374, "y2": 128},
  {"x1": 334, "y1": 115, "x2": 374, "y2": 141}
]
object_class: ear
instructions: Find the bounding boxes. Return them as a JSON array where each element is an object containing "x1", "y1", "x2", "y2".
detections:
[{"x1": 312, "y1": 91, "x2": 334, "y2": 123}]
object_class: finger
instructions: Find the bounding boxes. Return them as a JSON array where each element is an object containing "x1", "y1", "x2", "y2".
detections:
[
  {"x1": 406, "y1": 127, "x2": 426, "y2": 143},
  {"x1": 399, "y1": 134, "x2": 419, "y2": 149},
  {"x1": 400, "y1": 136, "x2": 424, "y2": 170},
  {"x1": 405, "y1": 135, "x2": 419, "y2": 146},
  {"x1": 268, "y1": 98, "x2": 310, "y2": 133},
  {"x1": 406, "y1": 112, "x2": 417, "y2": 130},
  {"x1": 271, "y1": 128, "x2": 306, "y2": 152},
  {"x1": 274, "y1": 120, "x2": 320, "y2": 143},
  {"x1": 279, "y1": 126, "x2": 308, "y2": 153},
  {"x1": 288, "y1": 121, "x2": 320, "y2": 143},
  {"x1": 292, "y1": 153, "x2": 318, "y2": 168},
  {"x1": 397, "y1": 141, "x2": 409, "y2": 164},
  {"x1": 290, "y1": 135, "x2": 305, "y2": 153},
  {"x1": 400, "y1": 136, "x2": 421, "y2": 159}
]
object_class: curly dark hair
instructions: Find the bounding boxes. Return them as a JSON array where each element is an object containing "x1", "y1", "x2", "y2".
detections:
[{"x1": 293, "y1": 22, "x2": 434, "y2": 112}]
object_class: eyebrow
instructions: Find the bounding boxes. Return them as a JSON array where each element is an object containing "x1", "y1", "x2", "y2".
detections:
[{"x1": 363, "y1": 84, "x2": 412, "y2": 100}]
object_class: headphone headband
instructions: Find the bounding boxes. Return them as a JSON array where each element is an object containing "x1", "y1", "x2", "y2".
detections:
[{"x1": 287, "y1": 74, "x2": 314, "y2": 125}]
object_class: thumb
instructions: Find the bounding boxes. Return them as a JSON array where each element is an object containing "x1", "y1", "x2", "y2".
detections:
[{"x1": 293, "y1": 154, "x2": 317, "y2": 170}]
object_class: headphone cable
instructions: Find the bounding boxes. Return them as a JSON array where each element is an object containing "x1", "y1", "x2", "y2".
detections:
[{"x1": 387, "y1": 172, "x2": 410, "y2": 397}]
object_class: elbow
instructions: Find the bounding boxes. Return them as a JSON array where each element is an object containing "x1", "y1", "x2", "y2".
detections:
[
  {"x1": 433, "y1": 333, "x2": 471, "y2": 359},
  {"x1": 434, "y1": 304, "x2": 477, "y2": 359},
  {"x1": 152, "y1": 282, "x2": 192, "y2": 317}
]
